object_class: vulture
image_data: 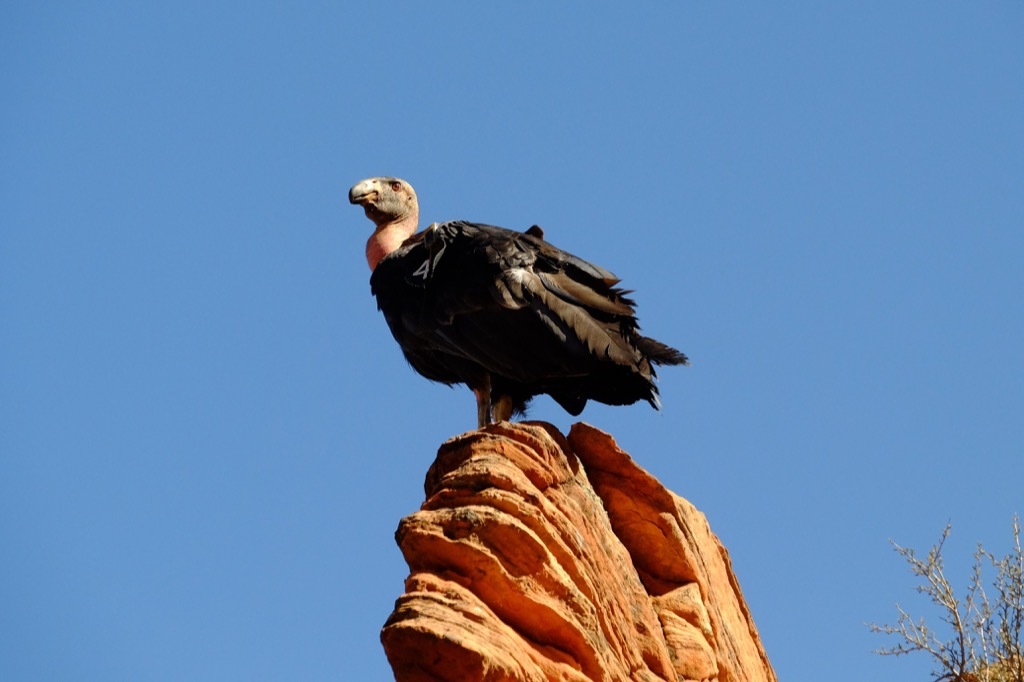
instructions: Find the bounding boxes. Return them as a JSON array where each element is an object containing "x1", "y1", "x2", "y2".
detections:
[{"x1": 349, "y1": 176, "x2": 688, "y2": 428}]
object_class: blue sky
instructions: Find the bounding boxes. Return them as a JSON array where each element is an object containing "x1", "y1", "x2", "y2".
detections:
[{"x1": 2, "y1": 3, "x2": 1022, "y2": 680}]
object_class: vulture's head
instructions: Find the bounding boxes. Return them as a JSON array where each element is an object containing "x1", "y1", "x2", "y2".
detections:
[{"x1": 348, "y1": 176, "x2": 418, "y2": 229}]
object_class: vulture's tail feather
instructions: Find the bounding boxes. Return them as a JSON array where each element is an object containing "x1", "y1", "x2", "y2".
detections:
[{"x1": 638, "y1": 336, "x2": 690, "y2": 366}]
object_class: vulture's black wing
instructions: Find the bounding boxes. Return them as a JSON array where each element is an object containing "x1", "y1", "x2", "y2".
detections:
[{"x1": 370, "y1": 221, "x2": 686, "y2": 416}]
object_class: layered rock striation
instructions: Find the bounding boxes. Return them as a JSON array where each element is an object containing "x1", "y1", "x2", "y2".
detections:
[{"x1": 381, "y1": 422, "x2": 775, "y2": 682}]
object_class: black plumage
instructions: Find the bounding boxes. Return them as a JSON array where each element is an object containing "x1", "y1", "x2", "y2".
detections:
[{"x1": 350, "y1": 177, "x2": 687, "y2": 427}]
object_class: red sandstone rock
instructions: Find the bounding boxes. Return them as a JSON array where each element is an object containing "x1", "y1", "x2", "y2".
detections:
[{"x1": 381, "y1": 422, "x2": 776, "y2": 682}]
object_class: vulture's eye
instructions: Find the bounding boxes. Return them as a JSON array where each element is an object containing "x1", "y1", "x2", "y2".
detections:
[{"x1": 391, "y1": 181, "x2": 402, "y2": 191}]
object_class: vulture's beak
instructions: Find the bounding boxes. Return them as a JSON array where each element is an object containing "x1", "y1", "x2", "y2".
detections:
[{"x1": 348, "y1": 179, "x2": 378, "y2": 206}]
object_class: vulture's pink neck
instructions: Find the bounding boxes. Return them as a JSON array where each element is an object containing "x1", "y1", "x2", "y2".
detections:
[{"x1": 366, "y1": 214, "x2": 418, "y2": 271}]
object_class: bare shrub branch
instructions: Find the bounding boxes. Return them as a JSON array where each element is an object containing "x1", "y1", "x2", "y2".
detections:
[{"x1": 869, "y1": 516, "x2": 1023, "y2": 682}]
